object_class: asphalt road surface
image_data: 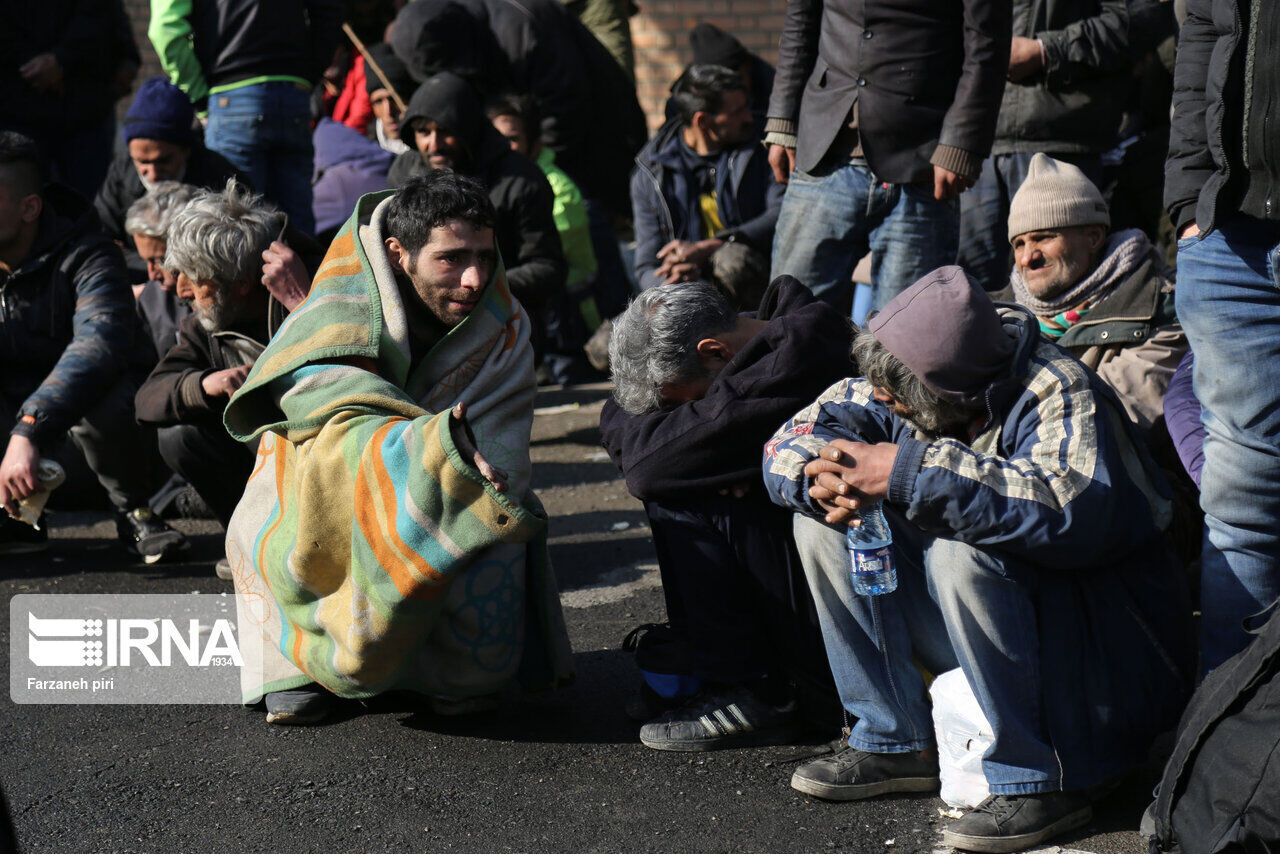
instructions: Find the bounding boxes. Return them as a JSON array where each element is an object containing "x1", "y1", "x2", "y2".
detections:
[{"x1": 1, "y1": 385, "x2": 1157, "y2": 854}]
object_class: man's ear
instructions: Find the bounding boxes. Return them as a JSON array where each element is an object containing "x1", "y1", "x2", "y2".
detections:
[
  {"x1": 1086, "y1": 224, "x2": 1107, "y2": 252},
  {"x1": 384, "y1": 236, "x2": 407, "y2": 274},
  {"x1": 695, "y1": 337, "x2": 732, "y2": 365},
  {"x1": 18, "y1": 193, "x2": 41, "y2": 225}
]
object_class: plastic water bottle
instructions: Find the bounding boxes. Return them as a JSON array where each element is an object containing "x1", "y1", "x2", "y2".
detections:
[{"x1": 846, "y1": 504, "x2": 897, "y2": 596}]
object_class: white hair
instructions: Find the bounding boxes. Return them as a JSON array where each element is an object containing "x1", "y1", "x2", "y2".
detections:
[{"x1": 164, "y1": 179, "x2": 282, "y2": 287}]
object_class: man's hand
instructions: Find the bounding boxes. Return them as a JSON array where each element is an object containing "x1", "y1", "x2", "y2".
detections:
[
  {"x1": 0, "y1": 435, "x2": 41, "y2": 517},
  {"x1": 1178, "y1": 222, "x2": 1202, "y2": 241},
  {"x1": 451, "y1": 402, "x2": 508, "y2": 493},
  {"x1": 656, "y1": 239, "x2": 720, "y2": 284},
  {"x1": 19, "y1": 53, "x2": 63, "y2": 95},
  {"x1": 201, "y1": 365, "x2": 252, "y2": 398},
  {"x1": 768, "y1": 144, "x2": 796, "y2": 185},
  {"x1": 1008, "y1": 37, "x2": 1044, "y2": 82},
  {"x1": 261, "y1": 241, "x2": 310, "y2": 311},
  {"x1": 802, "y1": 440, "x2": 899, "y2": 526},
  {"x1": 933, "y1": 165, "x2": 972, "y2": 201}
]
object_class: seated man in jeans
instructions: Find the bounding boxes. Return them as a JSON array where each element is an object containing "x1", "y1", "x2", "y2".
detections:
[
  {"x1": 763, "y1": 267, "x2": 1194, "y2": 853},
  {"x1": 600, "y1": 277, "x2": 849, "y2": 750}
]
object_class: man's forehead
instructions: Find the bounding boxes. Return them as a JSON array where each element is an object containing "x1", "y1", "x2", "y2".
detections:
[{"x1": 425, "y1": 220, "x2": 495, "y2": 248}]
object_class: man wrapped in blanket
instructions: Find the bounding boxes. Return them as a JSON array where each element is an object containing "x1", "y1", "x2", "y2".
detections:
[
  {"x1": 762, "y1": 266, "x2": 1194, "y2": 853},
  {"x1": 222, "y1": 172, "x2": 572, "y2": 725}
]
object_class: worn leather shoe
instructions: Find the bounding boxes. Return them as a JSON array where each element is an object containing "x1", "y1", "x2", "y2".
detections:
[
  {"x1": 790, "y1": 745, "x2": 939, "y2": 800},
  {"x1": 943, "y1": 791, "x2": 1092, "y2": 853}
]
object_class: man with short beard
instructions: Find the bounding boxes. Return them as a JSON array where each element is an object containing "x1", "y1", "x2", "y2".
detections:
[
  {"x1": 763, "y1": 266, "x2": 1194, "y2": 853},
  {"x1": 996, "y1": 154, "x2": 1187, "y2": 437},
  {"x1": 134, "y1": 180, "x2": 305, "y2": 530}
]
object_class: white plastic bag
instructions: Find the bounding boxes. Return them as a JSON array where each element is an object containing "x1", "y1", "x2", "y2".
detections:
[{"x1": 930, "y1": 667, "x2": 994, "y2": 809}]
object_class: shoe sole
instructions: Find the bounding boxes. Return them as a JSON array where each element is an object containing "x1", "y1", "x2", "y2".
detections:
[
  {"x1": 214, "y1": 563, "x2": 234, "y2": 581},
  {"x1": 137, "y1": 536, "x2": 190, "y2": 565},
  {"x1": 641, "y1": 723, "x2": 803, "y2": 753},
  {"x1": 790, "y1": 772, "x2": 940, "y2": 801},
  {"x1": 265, "y1": 710, "x2": 328, "y2": 726},
  {"x1": 942, "y1": 806, "x2": 1092, "y2": 853}
]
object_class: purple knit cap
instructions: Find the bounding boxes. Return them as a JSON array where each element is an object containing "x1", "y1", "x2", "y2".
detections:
[{"x1": 867, "y1": 266, "x2": 1016, "y2": 405}]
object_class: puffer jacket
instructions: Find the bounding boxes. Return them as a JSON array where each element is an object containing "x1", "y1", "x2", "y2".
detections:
[
  {"x1": 0, "y1": 186, "x2": 138, "y2": 448},
  {"x1": 630, "y1": 118, "x2": 784, "y2": 291},
  {"x1": 991, "y1": 0, "x2": 1130, "y2": 154},
  {"x1": 762, "y1": 308, "x2": 1194, "y2": 791}
]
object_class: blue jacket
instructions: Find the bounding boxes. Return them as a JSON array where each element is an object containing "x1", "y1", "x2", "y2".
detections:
[
  {"x1": 311, "y1": 118, "x2": 394, "y2": 237},
  {"x1": 1, "y1": 187, "x2": 138, "y2": 448},
  {"x1": 630, "y1": 118, "x2": 784, "y2": 291},
  {"x1": 763, "y1": 308, "x2": 1195, "y2": 789}
]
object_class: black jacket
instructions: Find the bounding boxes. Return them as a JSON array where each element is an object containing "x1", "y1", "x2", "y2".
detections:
[
  {"x1": 389, "y1": 0, "x2": 647, "y2": 217},
  {"x1": 0, "y1": 0, "x2": 116, "y2": 130},
  {"x1": 177, "y1": 0, "x2": 342, "y2": 95},
  {"x1": 991, "y1": 0, "x2": 1129, "y2": 155},
  {"x1": 0, "y1": 186, "x2": 139, "y2": 448},
  {"x1": 134, "y1": 312, "x2": 269, "y2": 426},
  {"x1": 1165, "y1": 0, "x2": 1280, "y2": 232},
  {"x1": 631, "y1": 119, "x2": 785, "y2": 291},
  {"x1": 387, "y1": 72, "x2": 566, "y2": 312},
  {"x1": 766, "y1": 0, "x2": 1010, "y2": 182},
  {"x1": 599, "y1": 276, "x2": 854, "y2": 500}
]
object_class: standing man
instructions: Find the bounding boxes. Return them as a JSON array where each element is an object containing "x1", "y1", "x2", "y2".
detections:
[
  {"x1": 148, "y1": 0, "x2": 344, "y2": 236},
  {"x1": 766, "y1": 0, "x2": 1010, "y2": 314},
  {"x1": 958, "y1": 0, "x2": 1130, "y2": 291},
  {"x1": 1165, "y1": 0, "x2": 1280, "y2": 671}
]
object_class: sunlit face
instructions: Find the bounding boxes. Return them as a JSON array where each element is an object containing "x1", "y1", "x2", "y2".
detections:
[
  {"x1": 132, "y1": 234, "x2": 177, "y2": 292},
  {"x1": 387, "y1": 220, "x2": 496, "y2": 328},
  {"x1": 1011, "y1": 226, "x2": 1104, "y2": 301},
  {"x1": 413, "y1": 120, "x2": 463, "y2": 171},
  {"x1": 128, "y1": 138, "x2": 188, "y2": 188},
  {"x1": 491, "y1": 114, "x2": 528, "y2": 156},
  {"x1": 370, "y1": 89, "x2": 403, "y2": 140}
]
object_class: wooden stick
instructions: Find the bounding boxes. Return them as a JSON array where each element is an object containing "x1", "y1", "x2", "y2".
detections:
[{"x1": 341, "y1": 22, "x2": 407, "y2": 112}]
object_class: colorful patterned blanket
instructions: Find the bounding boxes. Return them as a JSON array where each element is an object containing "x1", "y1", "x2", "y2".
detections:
[{"x1": 223, "y1": 191, "x2": 572, "y2": 702}]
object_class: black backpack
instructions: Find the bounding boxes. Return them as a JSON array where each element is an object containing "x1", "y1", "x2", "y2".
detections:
[{"x1": 1145, "y1": 601, "x2": 1280, "y2": 853}]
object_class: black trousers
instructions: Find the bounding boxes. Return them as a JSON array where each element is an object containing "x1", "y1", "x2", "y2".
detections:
[
  {"x1": 645, "y1": 495, "x2": 834, "y2": 698},
  {"x1": 156, "y1": 420, "x2": 256, "y2": 527}
]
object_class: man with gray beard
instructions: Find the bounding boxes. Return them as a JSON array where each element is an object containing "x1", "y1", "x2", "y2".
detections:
[
  {"x1": 763, "y1": 266, "x2": 1194, "y2": 853},
  {"x1": 134, "y1": 180, "x2": 306, "y2": 531}
]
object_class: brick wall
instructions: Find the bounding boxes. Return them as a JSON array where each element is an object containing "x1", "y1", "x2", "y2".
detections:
[
  {"x1": 116, "y1": 0, "x2": 783, "y2": 135},
  {"x1": 631, "y1": 3, "x2": 784, "y2": 132}
]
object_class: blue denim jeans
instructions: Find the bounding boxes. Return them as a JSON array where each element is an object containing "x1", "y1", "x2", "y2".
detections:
[
  {"x1": 793, "y1": 513, "x2": 1065, "y2": 794},
  {"x1": 957, "y1": 152, "x2": 1104, "y2": 292},
  {"x1": 770, "y1": 161, "x2": 959, "y2": 315},
  {"x1": 1175, "y1": 216, "x2": 1280, "y2": 672},
  {"x1": 205, "y1": 81, "x2": 316, "y2": 235}
]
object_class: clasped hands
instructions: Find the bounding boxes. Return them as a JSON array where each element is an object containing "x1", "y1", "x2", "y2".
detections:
[{"x1": 803, "y1": 439, "x2": 898, "y2": 526}]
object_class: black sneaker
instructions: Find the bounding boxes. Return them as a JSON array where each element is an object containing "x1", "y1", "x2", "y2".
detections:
[
  {"x1": 638, "y1": 683, "x2": 800, "y2": 752},
  {"x1": 116, "y1": 507, "x2": 188, "y2": 564},
  {"x1": 790, "y1": 745, "x2": 939, "y2": 801},
  {"x1": 0, "y1": 513, "x2": 48, "y2": 555},
  {"x1": 265, "y1": 684, "x2": 333, "y2": 725},
  {"x1": 942, "y1": 792, "x2": 1093, "y2": 853}
]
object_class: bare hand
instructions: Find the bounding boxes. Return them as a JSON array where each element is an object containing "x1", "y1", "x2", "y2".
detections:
[
  {"x1": 19, "y1": 53, "x2": 63, "y2": 95},
  {"x1": 802, "y1": 440, "x2": 898, "y2": 525},
  {"x1": 933, "y1": 165, "x2": 971, "y2": 201},
  {"x1": 0, "y1": 435, "x2": 41, "y2": 517},
  {"x1": 1178, "y1": 222, "x2": 1202, "y2": 241},
  {"x1": 451, "y1": 402, "x2": 508, "y2": 493},
  {"x1": 261, "y1": 241, "x2": 310, "y2": 311},
  {"x1": 768, "y1": 144, "x2": 796, "y2": 185},
  {"x1": 656, "y1": 239, "x2": 720, "y2": 284},
  {"x1": 201, "y1": 364, "x2": 252, "y2": 398},
  {"x1": 1008, "y1": 37, "x2": 1044, "y2": 82}
]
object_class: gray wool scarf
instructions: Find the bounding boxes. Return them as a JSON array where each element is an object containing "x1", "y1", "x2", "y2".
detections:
[{"x1": 1011, "y1": 228, "x2": 1151, "y2": 316}]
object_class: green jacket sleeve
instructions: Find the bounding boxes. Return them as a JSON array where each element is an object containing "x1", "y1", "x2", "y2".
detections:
[{"x1": 148, "y1": 0, "x2": 208, "y2": 107}]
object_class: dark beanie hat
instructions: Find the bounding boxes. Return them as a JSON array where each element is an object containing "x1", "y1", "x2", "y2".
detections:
[
  {"x1": 868, "y1": 266, "x2": 1017, "y2": 405},
  {"x1": 122, "y1": 77, "x2": 197, "y2": 147},
  {"x1": 365, "y1": 42, "x2": 416, "y2": 100},
  {"x1": 689, "y1": 23, "x2": 749, "y2": 70}
]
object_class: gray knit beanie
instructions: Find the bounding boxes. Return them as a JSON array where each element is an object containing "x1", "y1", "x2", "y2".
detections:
[{"x1": 1007, "y1": 153, "x2": 1109, "y2": 243}]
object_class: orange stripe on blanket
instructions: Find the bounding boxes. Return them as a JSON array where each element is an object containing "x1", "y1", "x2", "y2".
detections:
[{"x1": 354, "y1": 421, "x2": 448, "y2": 600}]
